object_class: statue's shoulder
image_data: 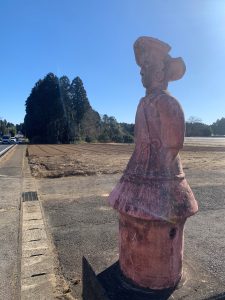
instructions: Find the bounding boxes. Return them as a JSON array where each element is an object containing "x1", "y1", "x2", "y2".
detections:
[
  {"x1": 155, "y1": 91, "x2": 183, "y2": 116},
  {"x1": 137, "y1": 97, "x2": 147, "y2": 110},
  {"x1": 155, "y1": 90, "x2": 179, "y2": 105},
  {"x1": 139, "y1": 96, "x2": 146, "y2": 104}
]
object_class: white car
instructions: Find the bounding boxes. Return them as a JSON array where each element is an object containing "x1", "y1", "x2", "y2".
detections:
[{"x1": 9, "y1": 137, "x2": 17, "y2": 143}]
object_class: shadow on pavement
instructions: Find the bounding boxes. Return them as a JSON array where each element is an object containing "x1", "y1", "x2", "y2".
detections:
[
  {"x1": 83, "y1": 257, "x2": 176, "y2": 300},
  {"x1": 203, "y1": 293, "x2": 225, "y2": 300}
]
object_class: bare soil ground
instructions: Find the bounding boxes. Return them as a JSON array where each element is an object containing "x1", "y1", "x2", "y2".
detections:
[
  {"x1": 27, "y1": 144, "x2": 134, "y2": 178},
  {"x1": 27, "y1": 139, "x2": 225, "y2": 179}
]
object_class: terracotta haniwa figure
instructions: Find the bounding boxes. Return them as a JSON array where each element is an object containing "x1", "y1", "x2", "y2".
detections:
[{"x1": 108, "y1": 37, "x2": 198, "y2": 290}]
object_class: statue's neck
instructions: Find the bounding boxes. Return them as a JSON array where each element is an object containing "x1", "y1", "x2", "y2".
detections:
[
  {"x1": 145, "y1": 82, "x2": 168, "y2": 96},
  {"x1": 146, "y1": 86, "x2": 167, "y2": 96}
]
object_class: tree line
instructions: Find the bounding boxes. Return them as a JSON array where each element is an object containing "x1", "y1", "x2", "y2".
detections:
[
  {"x1": 0, "y1": 119, "x2": 24, "y2": 137},
  {"x1": 24, "y1": 73, "x2": 134, "y2": 143},
  {"x1": 2, "y1": 74, "x2": 225, "y2": 142},
  {"x1": 185, "y1": 116, "x2": 225, "y2": 137}
]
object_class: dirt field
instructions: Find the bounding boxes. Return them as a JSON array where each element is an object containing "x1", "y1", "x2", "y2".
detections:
[
  {"x1": 27, "y1": 143, "x2": 134, "y2": 178},
  {"x1": 27, "y1": 139, "x2": 225, "y2": 179}
]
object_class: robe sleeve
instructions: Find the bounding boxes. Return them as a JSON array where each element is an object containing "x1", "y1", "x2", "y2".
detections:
[
  {"x1": 156, "y1": 94, "x2": 185, "y2": 150},
  {"x1": 134, "y1": 98, "x2": 151, "y2": 145}
]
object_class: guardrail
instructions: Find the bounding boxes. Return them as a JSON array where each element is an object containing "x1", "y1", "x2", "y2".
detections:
[{"x1": 0, "y1": 145, "x2": 16, "y2": 158}]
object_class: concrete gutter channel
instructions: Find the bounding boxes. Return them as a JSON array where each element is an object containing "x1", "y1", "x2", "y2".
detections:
[
  {"x1": 21, "y1": 159, "x2": 55, "y2": 299},
  {"x1": 20, "y1": 152, "x2": 73, "y2": 299}
]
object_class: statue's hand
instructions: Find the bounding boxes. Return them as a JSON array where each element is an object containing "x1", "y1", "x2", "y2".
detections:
[{"x1": 151, "y1": 138, "x2": 161, "y2": 150}]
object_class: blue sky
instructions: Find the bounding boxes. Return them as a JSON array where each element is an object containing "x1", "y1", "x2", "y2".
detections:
[{"x1": 0, "y1": 0, "x2": 225, "y2": 125}]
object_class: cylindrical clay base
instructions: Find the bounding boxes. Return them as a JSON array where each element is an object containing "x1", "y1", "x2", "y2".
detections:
[{"x1": 119, "y1": 213, "x2": 185, "y2": 290}]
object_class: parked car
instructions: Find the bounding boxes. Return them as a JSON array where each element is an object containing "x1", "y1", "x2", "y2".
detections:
[
  {"x1": 10, "y1": 137, "x2": 17, "y2": 143},
  {"x1": 2, "y1": 135, "x2": 11, "y2": 144}
]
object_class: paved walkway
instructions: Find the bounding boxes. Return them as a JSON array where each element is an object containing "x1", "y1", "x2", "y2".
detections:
[
  {"x1": 20, "y1": 153, "x2": 68, "y2": 300},
  {"x1": 0, "y1": 145, "x2": 70, "y2": 300},
  {"x1": 0, "y1": 145, "x2": 25, "y2": 300}
]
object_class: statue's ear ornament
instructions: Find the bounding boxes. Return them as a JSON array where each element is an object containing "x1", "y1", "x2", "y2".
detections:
[{"x1": 166, "y1": 57, "x2": 186, "y2": 82}]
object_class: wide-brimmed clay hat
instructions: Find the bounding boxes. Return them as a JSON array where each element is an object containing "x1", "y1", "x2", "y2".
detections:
[{"x1": 134, "y1": 36, "x2": 186, "y2": 81}]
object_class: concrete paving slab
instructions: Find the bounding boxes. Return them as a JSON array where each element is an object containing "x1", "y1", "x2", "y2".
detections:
[
  {"x1": 22, "y1": 253, "x2": 53, "y2": 267},
  {"x1": 21, "y1": 273, "x2": 56, "y2": 300},
  {"x1": 23, "y1": 219, "x2": 45, "y2": 228},
  {"x1": 21, "y1": 156, "x2": 74, "y2": 300},
  {"x1": 22, "y1": 228, "x2": 47, "y2": 242},
  {"x1": 21, "y1": 257, "x2": 55, "y2": 279},
  {"x1": 22, "y1": 248, "x2": 49, "y2": 258},
  {"x1": 23, "y1": 213, "x2": 43, "y2": 221},
  {"x1": 22, "y1": 239, "x2": 49, "y2": 251}
]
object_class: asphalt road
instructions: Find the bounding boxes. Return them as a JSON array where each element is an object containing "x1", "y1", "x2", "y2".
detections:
[
  {"x1": 0, "y1": 144, "x2": 9, "y2": 150},
  {"x1": 37, "y1": 165, "x2": 225, "y2": 299},
  {"x1": 0, "y1": 144, "x2": 12, "y2": 153}
]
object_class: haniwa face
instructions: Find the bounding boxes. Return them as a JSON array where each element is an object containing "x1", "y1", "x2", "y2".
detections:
[
  {"x1": 140, "y1": 58, "x2": 167, "y2": 91},
  {"x1": 140, "y1": 62, "x2": 153, "y2": 89}
]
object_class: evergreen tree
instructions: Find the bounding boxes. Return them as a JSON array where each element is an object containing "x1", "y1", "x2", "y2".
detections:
[
  {"x1": 24, "y1": 73, "x2": 64, "y2": 143},
  {"x1": 211, "y1": 117, "x2": 225, "y2": 136},
  {"x1": 70, "y1": 77, "x2": 91, "y2": 137},
  {"x1": 0, "y1": 119, "x2": 7, "y2": 135},
  {"x1": 23, "y1": 72, "x2": 135, "y2": 144},
  {"x1": 80, "y1": 109, "x2": 101, "y2": 142},
  {"x1": 99, "y1": 115, "x2": 132, "y2": 143},
  {"x1": 185, "y1": 122, "x2": 212, "y2": 137},
  {"x1": 0, "y1": 118, "x2": 20, "y2": 137},
  {"x1": 59, "y1": 76, "x2": 74, "y2": 143},
  {"x1": 16, "y1": 123, "x2": 25, "y2": 135}
]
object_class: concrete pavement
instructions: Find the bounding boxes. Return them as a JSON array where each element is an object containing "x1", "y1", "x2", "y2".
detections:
[{"x1": 0, "y1": 145, "x2": 25, "y2": 300}]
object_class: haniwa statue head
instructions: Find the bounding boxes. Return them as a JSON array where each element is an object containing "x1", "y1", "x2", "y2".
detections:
[{"x1": 134, "y1": 36, "x2": 186, "y2": 92}]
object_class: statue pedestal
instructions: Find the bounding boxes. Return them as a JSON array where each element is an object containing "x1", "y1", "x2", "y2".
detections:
[{"x1": 119, "y1": 213, "x2": 185, "y2": 289}]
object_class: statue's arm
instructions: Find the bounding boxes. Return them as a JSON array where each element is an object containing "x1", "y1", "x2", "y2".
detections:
[
  {"x1": 134, "y1": 98, "x2": 150, "y2": 144},
  {"x1": 156, "y1": 95, "x2": 185, "y2": 157}
]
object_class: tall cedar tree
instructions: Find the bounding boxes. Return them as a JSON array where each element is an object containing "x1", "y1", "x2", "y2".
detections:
[
  {"x1": 24, "y1": 73, "x2": 64, "y2": 143},
  {"x1": 70, "y1": 77, "x2": 91, "y2": 138},
  {"x1": 59, "y1": 76, "x2": 73, "y2": 143}
]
